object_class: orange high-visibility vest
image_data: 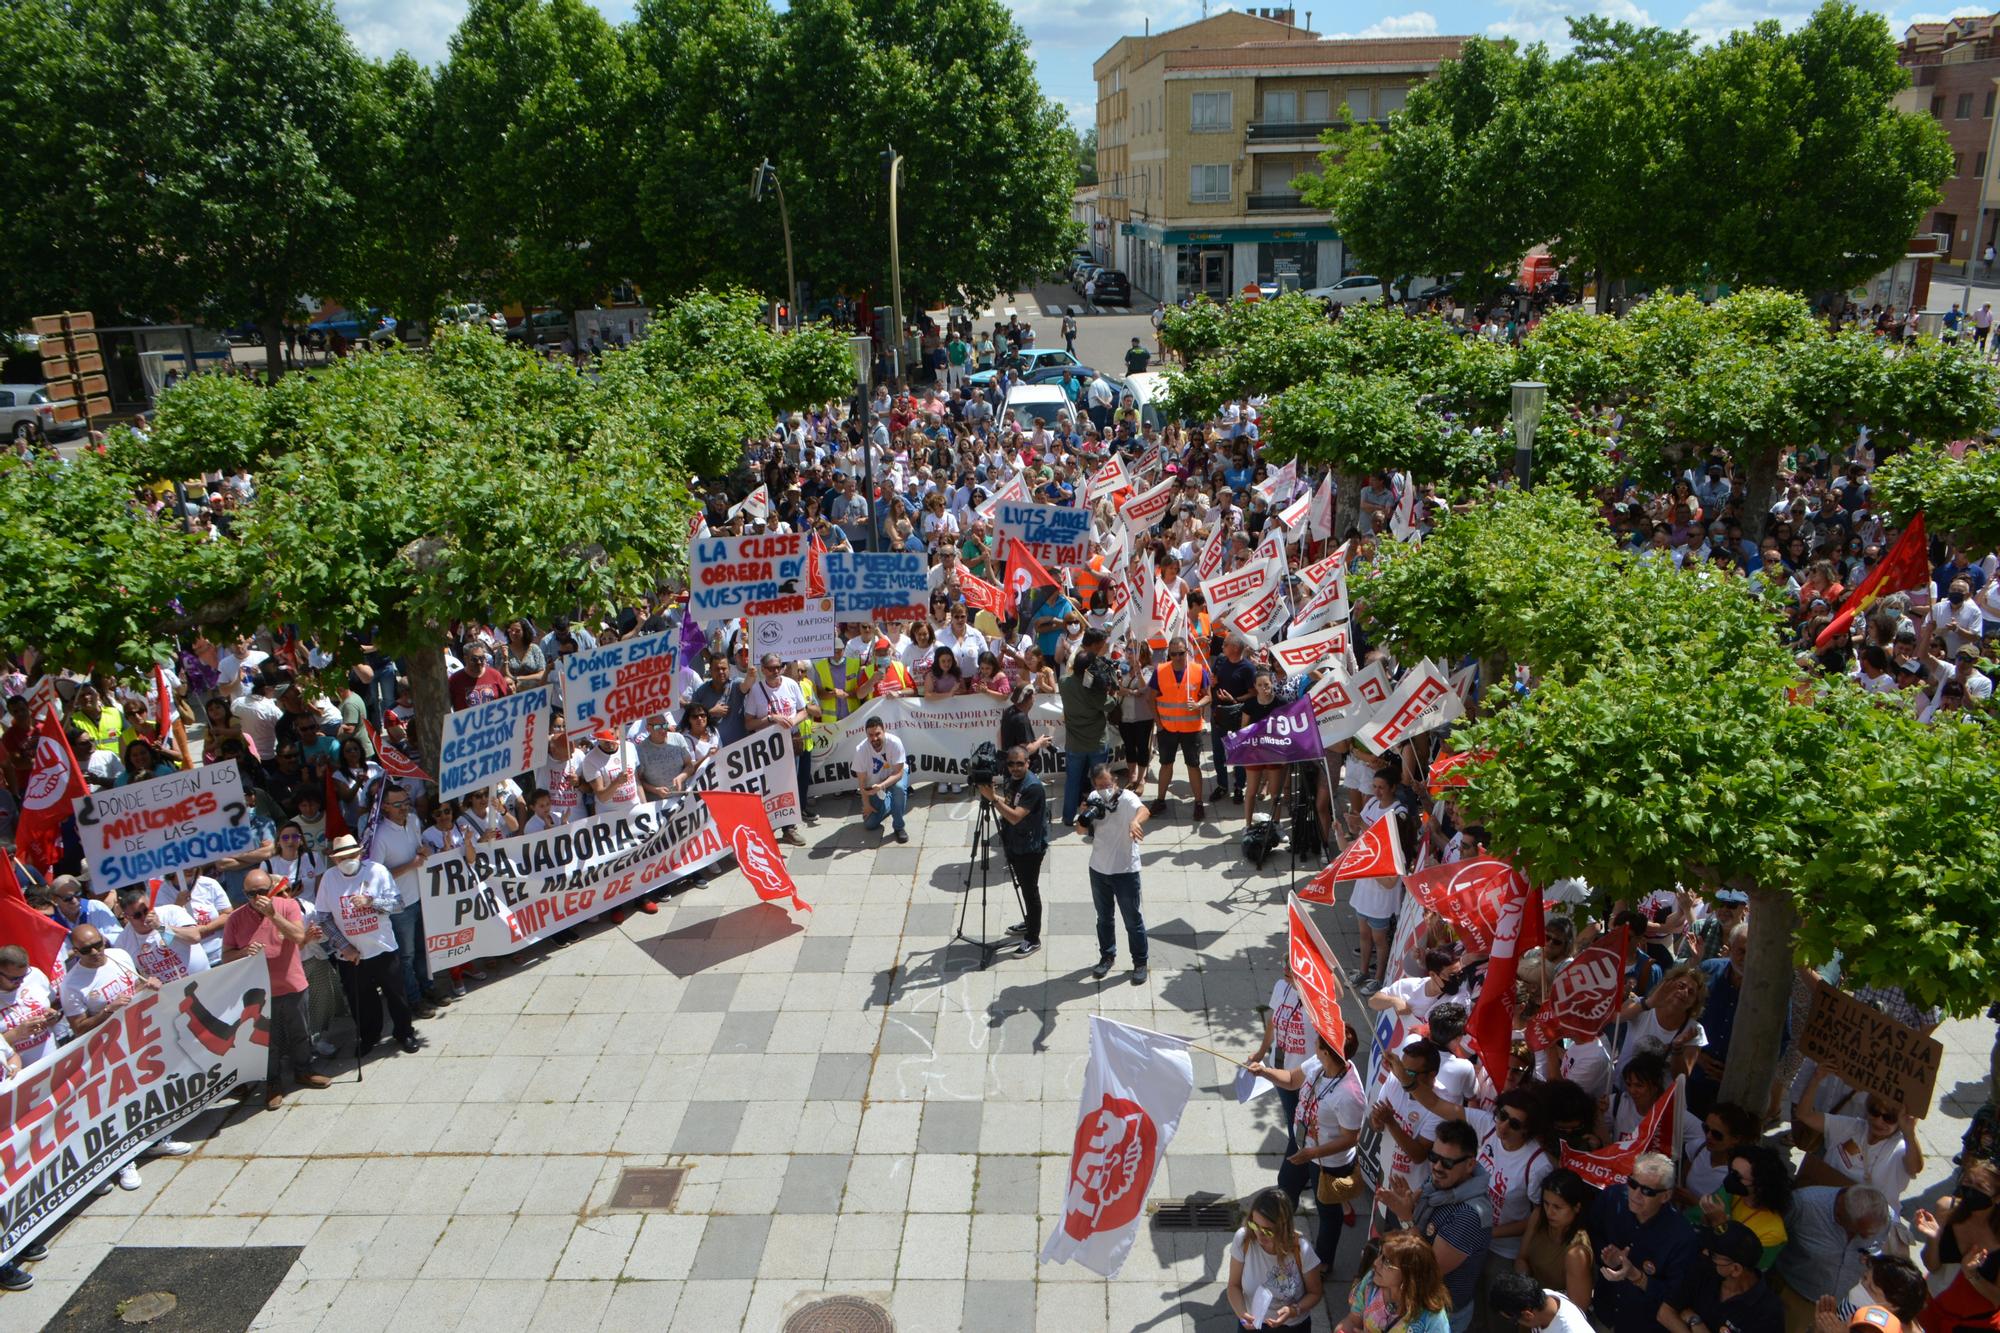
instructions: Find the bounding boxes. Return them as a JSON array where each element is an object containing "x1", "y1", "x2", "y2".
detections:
[{"x1": 1154, "y1": 658, "x2": 1209, "y2": 733}]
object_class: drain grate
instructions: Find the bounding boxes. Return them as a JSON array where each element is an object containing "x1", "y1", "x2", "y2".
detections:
[
  {"x1": 782, "y1": 1295, "x2": 895, "y2": 1332},
  {"x1": 605, "y1": 1166, "x2": 686, "y2": 1212},
  {"x1": 1152, "y1": 1193, "x2": 1240, "y2": 1231}
]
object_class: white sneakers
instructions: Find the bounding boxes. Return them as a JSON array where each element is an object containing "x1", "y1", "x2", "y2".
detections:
[
  {"x1": 148, "y1": 1139, "x2": 193, "y2": 1158},
  {"x1": 116, "y1": 1164, "x2": 142, "y2": 1190}
]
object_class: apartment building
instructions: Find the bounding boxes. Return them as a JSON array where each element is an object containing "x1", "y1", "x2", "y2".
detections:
[
  {"x1": 1900, "y1": 14, "x2": 2000, "y2": 262},
  {"x1": 1092, "y1": 10, "x2": 1465, "y2": 302}
]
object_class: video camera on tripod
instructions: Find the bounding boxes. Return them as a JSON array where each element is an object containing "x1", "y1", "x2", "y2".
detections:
[{"x1": 967, "y1": 741, "x2": 1000, "y2": 789}]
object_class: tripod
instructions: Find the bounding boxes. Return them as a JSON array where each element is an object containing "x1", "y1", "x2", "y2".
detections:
[{"x1": 954, "y1": 794, "x2": 1027, "y2": 969}]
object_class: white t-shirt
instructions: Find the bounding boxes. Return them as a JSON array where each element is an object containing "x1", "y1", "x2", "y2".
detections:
[
  {"x1": 1542, "y1": 1292, "x2": 1595, "y2": 1333},
  {"x1": 860, "y1": 733, "x2": 908, "y2": 788},
  {"x1": 1087, "y1": 787, "x2": 1146, "y2": 875},
  {"x1": 1467, "y1": 1107, "x2": 1553, "y2": 1259},
  {"x1": 0, "y1": 966, "x2": 65, "y2": 1065},
  {"x1": 1377, "y1": 1076, "x2": 1442, "y2": 1190},
  {"x1": 1436, "y1": 1051, "x2": 1478, "y2": 1106},
  {"x1": 1613, "y1": 1008, "x2": 1706, "y2": 1079},
  {"x1": 1350, "y1": 795, "x2": 1400, "y2": 919},
  {"x1": 60, "y1": 947, "x2": 145, "y2": 1019},
  {"x1": 231, "y1": 693, "x2": 285, "y2": 755},
  {"x1": 1380, "y1": 974, "x2": 1444, "y2": 1023},
  {"x1": 179, "y1": 874, "x2": 232, "y2": 966},
  {"x1": 743, "y1": 675, "x2": 808, "y2": 725},
  {"x1": 1228, "y1": 1229, "x2": 1321, "y2": 1317},
  {"x1": 1267, "y1": 979, "x2": 1316, "y2": 1067},
  {"x1": 117, "y1": 904, "x2": 213, "y2": 982},
  {"x1": 1819, "y1": 1114, "x2": 1913, "y2": 1201},
  {"x1": 1561, "y1": 1036, "x2": 1615, "y2": 1101},
  {"x1": 314, "y1": 858, "x2": 400, "y2": 959},
  {"x1": 371, "y1": 813, "x2": 428, "y2": 898},
  {"x1": 1295, "y1": 1057, "x2": 1365, "y2": 1168},
  {"x1": 576, "y1": 741, "x2": 642, "y2": 812}
]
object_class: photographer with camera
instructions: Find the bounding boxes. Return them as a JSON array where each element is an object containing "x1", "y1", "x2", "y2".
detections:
[
  {"x1": 1058, "y1": 627, "x2": 1120, "y2": 825},
  {"x1": 1077, "y1": 762, "x2": 1151, "y2": 983},
  {"x1": 977, "y1": 745, "x2": 1048, "y2": 958}
]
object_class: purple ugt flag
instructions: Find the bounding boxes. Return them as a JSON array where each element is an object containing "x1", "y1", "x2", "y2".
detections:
[{"x1": 1223, "y1": 695, "x2": 1326, "y2": 767}]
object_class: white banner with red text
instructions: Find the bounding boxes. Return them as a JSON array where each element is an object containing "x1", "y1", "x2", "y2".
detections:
[{"x1": 802, "y1": 692, "x2": 1068, "y2": 799}]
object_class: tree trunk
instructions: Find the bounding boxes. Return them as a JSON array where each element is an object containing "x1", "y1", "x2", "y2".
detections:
[
  {"x1": 1736, "y1": 445, "x2": 1784, "y2": 544},
  {"x1": 405, "y1": 641, "x2": 451, "y2": 782},
  {"x1": 261, "y1": 309, "x2": 286, "y2": 385},
  {"x1": 1716, "y1": 883, "x2": 1801, "y2": 1112},
  {"x1": 1334, "y1": 468, "x2": 1362, "y2": 545}
]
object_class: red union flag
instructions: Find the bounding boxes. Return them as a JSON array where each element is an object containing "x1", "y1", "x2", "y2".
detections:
[
  {"x1": 1041, "y1": 1015, "x2": 1195, "y2": 1277},
  {"x1": 1329, "y1": 810, "x2": 1404, "y2": 882},
  {"x1": 699, "y1": 790, "x2": 810, "y2": 913},
  {"x1": 367, "y1": 719, "x2": 432, "y2": 782},
  {"x1": 17, "y1": 710, "x2": 88, "y2": 872},
  {"x1": 1525, "y1": 926, "x2": 1628, "y2": 1052},
  {"x1": 1402, "y1": 857, "x2": 1533, "y2": 955},
  {"x1": 1005, "y1": 537, "x2": 1059, "y2": 602},
  {"x1": 961, "y1": 570, "x2": 1007, "y2": 617},
  {"x1": 1427, "y1": 748, "x2": 1492, "y2": 794},
  {"x1": 1287, "y1": 894, "x2": 1347, "y2": 1052},
  {"x1": 1466, "y1": 875, "x2": 1543, "y2": 1081},
  {"x1": 1564, "y1": 1076, "x2": 1684, "y2": 1187}
]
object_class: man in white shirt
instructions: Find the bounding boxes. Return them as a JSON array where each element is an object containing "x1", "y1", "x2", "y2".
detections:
[
  {"x1": 578, "y1": 726, "x2": 643, "y2": 815},
  {"x1": 1489, "y1": 1271, "x2": 1594, "y2": 1333},
  {"x1": 369, "y1": 785, "x2": 442, "y2": 1016},
  {"x1": 313, "y1": 834, "x2": 419, "y2": 1058},
  {"x1": 0, "y1": 945, "x2": 66, "y2": 1067},
  {"x1": 59, "y1": 924, "x2": 190, "y2": 1185},
  {"x1": 114, "y1": 887, "x2": 211, "y2": 982},
  {"x1": 1078, "y1": 762, "x2": 1150, "y2": 983},
  {"x1": 857, "y1": 715, "x2": 910, "y2": 844},
  {"x1": 741, "y1": 653, "x2": 817, "y2": 843},
  {"x1": 231, "y1": 675, "x2": 287, "y2": 756}
]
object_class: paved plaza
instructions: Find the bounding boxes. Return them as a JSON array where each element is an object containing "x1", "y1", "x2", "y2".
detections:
[{"x1": 12, "y1": 788, "x2": 1996, "y2": 1332}]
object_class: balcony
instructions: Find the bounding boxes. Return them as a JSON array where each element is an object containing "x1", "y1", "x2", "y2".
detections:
[
  {"x1": 1246, "y1": 117, "x2": 1389, "y2": 144},
  {"x1": 1247, "y1": 192, "x2": 1310, "y2": 211}
]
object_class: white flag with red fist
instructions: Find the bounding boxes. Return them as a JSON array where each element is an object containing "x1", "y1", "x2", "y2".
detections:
[{"x1": 1041, "y1": 1015, "x2": 1194, "y2": 1277}]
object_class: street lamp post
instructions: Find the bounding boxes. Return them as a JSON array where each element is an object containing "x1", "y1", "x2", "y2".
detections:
[
  {"x1": 1510, "y1": 381, "x2": 1547, "y2": 488},
  {"x1": 850, "y1": 334, "x2": 879, "y2": 551},
  {"x1": 881, "y1": 146, "x2": 905, "y2": 380},
  {"x1": 751, "y1": 159, "x2": 797, "y2": 330}
]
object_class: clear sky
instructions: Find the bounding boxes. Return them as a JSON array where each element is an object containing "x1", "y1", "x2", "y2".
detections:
[{"x1": 332, "y1": 0, "x2": 1984, "y2": 127}]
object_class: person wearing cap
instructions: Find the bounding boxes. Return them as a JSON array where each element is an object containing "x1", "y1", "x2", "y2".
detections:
[
  {"x1": 1695, "y1": 890, "x2": 1749, "y2": 960},
  {"x1": 1590, "y1": 1152, "x2": 1700, "y2": 1333},
  {"x1": 1652, "y1": 1219, "x2": 1783, "y2": 1333},
  {"x1": 741, "y1": 652, "x2": 817, "y2": 843},
  {"x1": 313, "y1": 833, "x2": 419, "y2": 1058},
  {"x1": 856, "y1": 638, "x2": 915, "y2": 699}
]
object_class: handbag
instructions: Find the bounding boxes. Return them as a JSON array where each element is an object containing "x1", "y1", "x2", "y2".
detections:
[{"x1": 1318, "y1": 1161, "x2": 1362, "y2": 1205}]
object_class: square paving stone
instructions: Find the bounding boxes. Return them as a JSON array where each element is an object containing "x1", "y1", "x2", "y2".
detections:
[
  {"x1": 778, "y1": 1154, "x2": 852, "y2": 1214},
  {"x1": 962, "y1": 1279, "x2": 1038, "y2": 1333},
  {"x1": 670, "y1": 1102, "x2": 744, "y2": 1154},
  {"x1": 794, "y1": 937, "x2": 852, "y2": 974},
  {"x1": 808, "y1": 1051, "x2": 874, "y2": 1101},
  {"x1": 903, "y1": 903, "x2": 958, "y2": 936},
  {"x1": 918, "y1": 1101, "x2": 984, "y2": 1154},
  {"x1": 688, "y1": 1215, "x2": 771, "y2": 1281},
  {"x1": 710, "y1": 1011, "x2": 776, "y2": 1056},
  {"x1": 972, "y1": 1155, "x2": 1039, "y2": 1214},
  {"x1": 878, "y1": 1011, "x2": 939, "y2": 1055},
  {"x1": 873, "y1": 848, "x2": 921, "y2": 874},
  {"x1": 676, "y1": 975, "x2": 741, "y2": 1013}
]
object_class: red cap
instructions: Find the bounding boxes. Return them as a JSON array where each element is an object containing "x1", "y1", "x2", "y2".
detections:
[
  {"x1": 592, "y1": 728, "x2": 619, "y2": 743},
  {"x1": 874, "y1": 637, "x2": 892, "y2": 653}
]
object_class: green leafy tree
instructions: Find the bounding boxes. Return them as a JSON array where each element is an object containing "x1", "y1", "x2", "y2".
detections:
[
  {"x1": 1074, "y1": 123, "x2": 1099, "y2": 187},
  {"x1": 347, "y1": 53, "x2": 459, "y2": 330},
  {"x1": 1875, "y1": 444, "x2": 2000, "y2": 552}
]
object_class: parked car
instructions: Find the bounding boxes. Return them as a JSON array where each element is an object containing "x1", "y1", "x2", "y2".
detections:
[
  {"x1": 1064, "y1": 249, "x2": 1096, "y2": 280},
  {"x1": 0, "y1": 384, "x2": 82, "y2": 444},
  {"x1": 968, "y1": 346, "x2": 1081, "y2": 388},
  {"x1": 308, "y1": 308, "x2": 397, "y2": 343},
  {"x1": 1120, "y1": 371, "x2": 1173, "y2": 431},
  {"x1": 1303, "y1": 274, "x2": 1387, "y2": 306},
  {"x1": 1025, "y1": 364, "x2": 1101, "y2": 402},
  {"x1": 1090, "y1": 269, "x2": 1132, "y2": 306},
  {"x1": 1000, "y1": 384, "x2": 1077, "y2": 433},
  {"x1": 1072, "y1": 263, "x2": 1102, "y2": 295},
  {"x1": 437, "y1": 303, "x2": 490, "y2": 327},
  {"x1": 507, "y1": 309, "x2": 572, "y2": 346}
]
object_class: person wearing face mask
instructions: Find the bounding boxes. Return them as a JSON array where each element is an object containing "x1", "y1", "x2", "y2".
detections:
[
  {"x1": 1911, "y1": 1160, "x2": 2000, "y2": 1279},
  {"x1": 1923, "y1": 577, "x2": 1985, "y2": 659},
  {"x1": 854, "y1": 637, "x2": 914, "y2": 698},
  {"x1": 1655, "y1": 1220, "x2": 1784, "y2": 1333},
  {"x1": 1694, "y1": 1144, "x2": 1791, "y2": 1270}
]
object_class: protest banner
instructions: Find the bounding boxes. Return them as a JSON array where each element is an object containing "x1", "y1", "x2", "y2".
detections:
[
  {"x1": 439, "y1": 686, "x2": 551, "y2": 800},
  {"x1": 1798, "y1": 977, "x2": 1944, "y2": 1116},
  {"x1": 1, "y1": 958, "x2": 268, "y2": 1261},
  {"x1": 1118, "y1": 476, "x2": 1177, "y2": 533},
  {"x1": 1223, "y1": 696, "x2": 1325, "y2": 767},
  {"x1": 826, "y1": 551, "x2": 929, "y2": 621},
  {"x1": 686, "y1": 727, "x2": 804, "y2": 830},
  {"x1": 995, "y1": 500, "x2": 1092, "y2": 566},
  {"x1": 754, "y1": 597, "x2": 843, "y2": 661},
  {"x1": 803, "y1": 693, "x2": 1068, "y2": 799},
  {"x1": 1255, "y1": 459, "x2": 1298, "y2": 504},
  {"x1": 1299, "y1": 544, "x2": 1346, "y2": 590},
  {"x1": 1085, "y1": 455, "x2": 1129, "y2": 502},
  {"x1": 559, "y1": 633, "x2": 684, "y2": 740},
  {"x1": 1359, "y1": 659, "x2": 1461, "y2": 756},
  {"x1": 1564, "y1": 1077, "x2": 1683, "y2": 1187},
  {"x1": 73, "y1": 763, "x2": 263, "y2": 891},
  {"x1": 1276, "y1": 487, "x2": 1313, "y2": 531},
  {"x1": 689, "y1": 532, "x2": 809, "y2": 622}
]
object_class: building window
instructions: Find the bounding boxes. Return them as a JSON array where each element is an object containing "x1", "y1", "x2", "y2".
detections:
[
  {"x1": 1190, "y1": 91, "x2": 1232, "y2": 132},
  {"x1": 1980, "y1": 151, "x2": 1989, "y2": 178},
  {"x1": 1258, "y1": 242, "x2": 1319, "y2": 290},
  {"x1": 1304, "y1": 89, "x2": 1330, "y2": 121},
  {"x1": 1262, "y1": 89, "x2": 1298, "y2": 123},
  {"x1": 1987, "y1": 89, "x2": 1996, "y2": 117},
  {"x1": 1190, "y1": 164, "x2": 1231, "y2": 203},
  {"x1": 1958, "y1": 92, "x2": 1975, "y2": 118},
  {"x1": 1955, "y1": 153, "x2": 1965, "y2": 177},
  {"x1": 1344, "y1": 89, "x2": 1373, "y2": 120},
  {"x1": 1933, "y1": 94, "x2": 1945, "y2": 116},
  {"x1": 1378, "y1": 87, "x2": 1408, "y2": 115}
]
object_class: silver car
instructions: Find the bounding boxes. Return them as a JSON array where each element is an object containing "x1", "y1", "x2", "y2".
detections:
[{"x1": 0, "y1": 384, "x2": 74, "y2": 444}]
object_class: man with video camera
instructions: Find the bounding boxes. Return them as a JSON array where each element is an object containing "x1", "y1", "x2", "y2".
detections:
[
  {"x1": 977, "y1": 745, "x2": 1048, "y2": 958},
  {"x1": 1057, "y1": 627, "x2": 1119, "y2": 825},
  {"x1": 1076, "y1": 761, "x2": 1151, "y2": 983}
]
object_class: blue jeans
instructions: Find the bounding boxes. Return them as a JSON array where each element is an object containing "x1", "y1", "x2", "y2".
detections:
[
  {"x1": 1089, "y1": 868, "x2": 1146, "y2": 965},
  {"x1": 862, "y1": 776, "x2": 909, "y2": 834},
  {"x1": 391, "y1": 903, "x2": 429, "y2": 1001},
  {"x1": 1062, "y1": 747, "x2": 1109, "y2": 825},
  {"x1": 1211, "y1": 716, "x2": 1242, "y2": 796}
]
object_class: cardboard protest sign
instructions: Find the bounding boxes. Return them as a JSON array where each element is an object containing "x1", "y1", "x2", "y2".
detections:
[
  {"x1": 1798, "y1": 977, "x2": 1944, "y2": 1116},
  {"x1": 559, "y1": 634, "x2": 682, "y2": 739},
  {"x1": 755, "y1": 598, "x2": 843, "y2": 661},
  {"x1": 2, "y1": 958, "x2": 268, "y2": 1261},
  {"x1": 995, "y1": 500, "x2": 1092, "y2": 566},
  {"x1": 826, "y1": 551, "x2": 928, "y2": 621},
  {"x1": 440, "y1": 686, "x2": 551, "y2": 800},
  {"x1": 73, "y1": 763, "x2": 263, "y2": 891},
  {"x1": 690, "y1": 533, "x2": 809, "y2": 622}
]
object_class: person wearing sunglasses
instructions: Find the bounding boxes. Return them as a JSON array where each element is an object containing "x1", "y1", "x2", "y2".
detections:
[
  {"x1": 1227, "y1": 1186, "x2": 1326, "y2": 1331},
  {"x1": 43, "y1": 874, "x2": 117, "y2": 934},
  {"x1": 56, "y1": 925, "x2": 185, "y2": 1189},
  {"x1": 1416, "y1": 1086, "x2": 1556, "y2": 1314},
  {"x1": 0, "y1": 943, "x2": 66, "y2": 1067},
  {"x1": 1790, "y1": 1066, "x2": 1921, "y2": 1202},
  {"x1": 1588, "y1": 1152, "x2": 1699, "y2": 1333},
  {"x1": 1379, "y1": 1120, "x2": 1494, "y2": 1333}
]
